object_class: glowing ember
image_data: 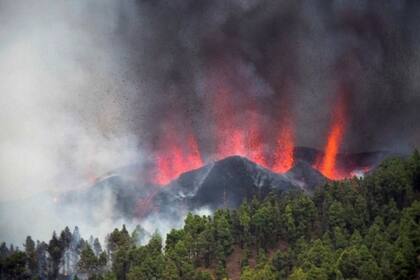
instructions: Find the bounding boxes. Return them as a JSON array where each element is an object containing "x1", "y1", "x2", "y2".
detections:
[{"x1": 317, "y1": 89, "x2": 347, "y2": 179}]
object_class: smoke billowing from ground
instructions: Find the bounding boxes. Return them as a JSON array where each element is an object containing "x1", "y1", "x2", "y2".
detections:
[{"x1": 1, "y1": 0, "x2": 420, "y2": 243}]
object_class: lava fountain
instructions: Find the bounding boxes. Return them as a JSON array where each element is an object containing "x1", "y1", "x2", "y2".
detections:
[
  {"x1": 272, "y1": 116, "x2": 295, "y2": 173},
  {"x1": 272, "y1": 85, "x2": 295, "y2": 173},
  {"x1": 317, "y1": 88, "x2": 348, "y2": 179},
  {"x1": 213, "y1": 86, "x2": 247, "y2": 158},
  {"x1": 153, "y1": 121, "x2": 203, "y2": 185},
  {"x1": 247, "y1": 110, "x2": 269, "y2": 168}
]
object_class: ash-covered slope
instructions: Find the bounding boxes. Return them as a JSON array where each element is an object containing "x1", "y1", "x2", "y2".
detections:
[
  {"x1": 155, "y1": 156, "x2": 320, "y2": 212},
  {"x1": 55, "y1": 148, "x2": 392, "y2": 222},
  {"x1": 284, "y1": 160, "x2": 327, "y2": 192}
]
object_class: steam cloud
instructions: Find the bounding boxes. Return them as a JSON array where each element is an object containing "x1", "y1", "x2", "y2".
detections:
[
  {"x1": 1, "y1": 0, "x2": 420, "y2": 244},
  {"x1": 0, "y1": 0, "x2": 142, "y2": 243}
]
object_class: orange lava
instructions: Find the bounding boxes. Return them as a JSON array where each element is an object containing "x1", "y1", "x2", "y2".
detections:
[
  {"x1": 152, "y1": 65, "x2": 298, "y2": 184},
  {"x1": 272, "y1": 118, "x2": 295, "y2": 173},
  {"x1": 153, "y1": 124, "x2": 203, "y2": 186},
  {"x1": 318, "y1": 90, "x2": 347, "y2": 179},
  {"x1": 247, "y1": 111, "x2": 269, "y2": 168},
  {"x1": 212, "y1": 85, "x2": 275, "y2": 169},
  {"x1": 214, "y1": 99, "x2": 295, "y2": 173},
  {"x1": 213, "y1": 86, "x2": 247, "y2": 158}
]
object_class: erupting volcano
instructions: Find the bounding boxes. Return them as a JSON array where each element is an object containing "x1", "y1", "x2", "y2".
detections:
[{"x1": 150, "y1": 76, "x2": 372, "y2": 185}]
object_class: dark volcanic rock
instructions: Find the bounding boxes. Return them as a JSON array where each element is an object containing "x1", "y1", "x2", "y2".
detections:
[
  {"x1": 156, "y1": 156, "x2": 296, "y2": 211},
  {"x1": 57, "y1": 148, "x2": 393, "y2": 222},
  {"x1": 285, "y1": 160, "x2": 327, "y2": 191}
]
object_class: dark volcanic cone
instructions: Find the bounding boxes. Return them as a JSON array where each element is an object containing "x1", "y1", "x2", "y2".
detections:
[
  {"x1": 285, "y1": 160, "x2": 327, "y2": 191},
  {"x1": 182, "y1": 156, "x2": 293, "y2": 209},
  {"x1": 156, "y1": 156, "x2": 297, "y2": 212},
  {"x1": 55, "y1": 148, "x2": 393, "y2": 224}
]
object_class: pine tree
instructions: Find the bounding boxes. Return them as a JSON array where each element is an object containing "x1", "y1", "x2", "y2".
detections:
[
  {"x1": 162, "y1": 258, "x2": 180, "y2": 280},
  {"x1": 35, "y1": 241, "x2": 48, "y2": 279},
  {"x1": 93, "y1": 238, "x2": 102, "y2": 256},
  {"x1": 48, "y1": 231, "x2": 63, "y2": 279},
  {"x1": 0, "y1": 242, "x2": 9, "y2": 258},
  {"x1": 288, "y1": 267, "x2": 307, "y2": 280},
  {"x1": 272, "y1": 250, "x2": 290, "y2": 278},
  {"x1": 24, "y1": 236, "x2": 37, "y2": 276},
  {"x1": 78, "y1": 245, "x2": 98, "y2": 277},
  {"x1": 131, "y1": 225, "x2": 145, "y2": 245},
  {"x1": 2, "y1": 251, "x2": 30, "y2": 279},
  {"x1": 214, "y1": 210, "x2": 233, "y2": 264}
]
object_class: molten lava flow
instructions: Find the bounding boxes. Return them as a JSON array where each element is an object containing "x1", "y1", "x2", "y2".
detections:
[
  {"x1": 272, "y1": 118, "x2": 295, "y2": 173},
  {"x1": 153, "y1": 124, "x2": 203, "y2": 186},
  {"x1": 318, "y1": 90, "x2": 347, "y2": 180}
]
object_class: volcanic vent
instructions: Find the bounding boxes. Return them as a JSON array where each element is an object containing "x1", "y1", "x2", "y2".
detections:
[{"x1": 149, "y1": 91, "x2": 371, "y2": 185}]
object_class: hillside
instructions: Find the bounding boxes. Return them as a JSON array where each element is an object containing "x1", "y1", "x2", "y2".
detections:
[{"x1": 0, "y1": 151, "x2": 419, "y2": 279}]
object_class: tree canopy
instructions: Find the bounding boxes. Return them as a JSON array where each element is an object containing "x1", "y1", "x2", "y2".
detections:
[{"x1": 1, "y1": 152, "x2": 419, "y2": 279}]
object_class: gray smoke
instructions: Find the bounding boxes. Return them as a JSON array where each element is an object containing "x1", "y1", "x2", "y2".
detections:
[{"x1": 122, "y1": 0, "x2": 420, "y2": 154}]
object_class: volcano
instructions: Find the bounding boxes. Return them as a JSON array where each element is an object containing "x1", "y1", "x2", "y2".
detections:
[
  {"x1": 156, "y1": 155, "x2": 298, "y2": 211},
  {"x1": 60, "y1": 147, "x2": 391, "y2": 222}
]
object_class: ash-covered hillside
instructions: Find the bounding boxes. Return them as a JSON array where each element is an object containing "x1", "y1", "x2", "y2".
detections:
[
  {"x1": 61, "y1": 147, "x2": 391, "y2": 223},
  {"x1": 0, "y1": 147, "x2": 391, "y2": 245}
]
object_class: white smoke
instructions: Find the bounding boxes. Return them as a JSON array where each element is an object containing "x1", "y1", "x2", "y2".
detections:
[{"x1": 0, "y1": 0, "x2": 142, "y2": 244}]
